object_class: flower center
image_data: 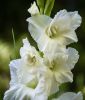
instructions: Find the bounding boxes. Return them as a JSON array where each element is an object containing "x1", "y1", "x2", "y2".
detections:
[
  {"x1": 49, "y1": 60, "x2": 56, "y2": 71},
  {"x1": 27, "y1": 54, "x2": 36, "y2": 65},
  {"x1": 26, "y1": 78, "x2": 38, "y2": 89},
  {"x1": 44, "y1": 58, "x2": 56, "y2": 71},
  {"x1": 45, "y1": 25, "x2": 60, "y2": 38}
]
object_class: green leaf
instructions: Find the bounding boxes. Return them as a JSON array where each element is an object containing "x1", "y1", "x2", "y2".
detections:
[
  {"x1": 36, "y1": 0, "x2": 55, "y2": 16},
  {"x1": 44, "y1": 0, "x2": 55, "y2": 16},
  {"x1": 11, "y1": 28, "x2": 17, "y2": 59},
  {"x1": 12, "y1": 28, "x2": 16, "y2": 49},
  {"x1": 36, "y1": 0, "x2": 45, "y2": 14}
]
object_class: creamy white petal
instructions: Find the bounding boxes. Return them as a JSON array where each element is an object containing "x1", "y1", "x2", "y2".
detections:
[
  {"x1": 32, "y1": 75, "x2": 48, "y2": 100},
  {"x1": 20, "y1": 38, "x2": 39, "y2": 59},
  {"x1": 4, "y1": 84, "x2": 34, "y2": 100},
  {"x1": 4, "y1": 67, "x2": 48, "y2": 100},
  {"x1": 27, "y1": 15, "x2": 51, "y2": 31},
  {"x1": 9, "y1": 58, "x2": 38, "y2": 87},
  {"x1": 51, "y1": 10, "x2": 81, "y2": 30},
  {"x1": 37, "y1": 68, "x2": 59, "y2": 96},
  {"x1": 44, "y1": 69, "x2": 59, "y2": 96},
  {"x1": 66, "y1": 47, "x2": 79, "y2": 69},
  {"x1": 9, "y1": 59, "x2": 21, "y2": 86},
  {"x1": 52, "y1": 92, "x2": 83, "y2": 100},
  {"x1": 46, "y1": 74, "x2": 59, "y2": 95},
  {"x1": 4, "y1": 85, "x2": 18, "y2": 100},
  {"x1": 4, "y1": 63, "x2": 48, "y2": 100},
  {"x1": 28, "y1": 1, "x2": 39, "y2": 15},
  {"x1": 20, "y1": 38, "x2": 30, "y2": 58},
  {"x1": 47, "y1": 9, "x2": 81, "y2": 45},
  {"x1": 52, "y1": 53, "x2": 73, "y2": 83},
  {"x1": 69, "y1": 11, "x2": 82, "y2": 30},
  {"x1": 4, "y1": 77, "x2": 48, "y2": 100},
  {"x1": 54, "y1": 71, "x2": 73, "y2": 84},
  {"x1": 27, "y1": 15, "x2": 53, "y2": 51},
  {"x1": 20, "y1": 39, "x2": 43, "y2": 74},
  {"x1": 63, "y1": 31, "x2": 78, "y2": 45},
  {"x1": 28, "y1": 23, "x2": 48, "y2": 51}
]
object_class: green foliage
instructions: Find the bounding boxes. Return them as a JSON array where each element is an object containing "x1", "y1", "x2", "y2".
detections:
[
  {"x1": 36, "y1": 0, "x2": 55, "y2": 16},
  {"x1": 44, "y1": 0, "x2": 55, "y2": 16},
  {"x1": 36, "y1": 0, "x2": 45, "y2": 14},
  {"x1": 12, "y1": 29, "x2": 16, "y2": 51}
]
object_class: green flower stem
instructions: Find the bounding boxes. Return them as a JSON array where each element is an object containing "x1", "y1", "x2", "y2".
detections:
[
  {"x1": 36, "y1": 0, "x2": 55, "y2": 16},
  {"x1": 44, "y1": 0, "x2": 55, "y2": 16},
  {"x1": 36, "y1": 0, "x2": 45, "y2": 14}
]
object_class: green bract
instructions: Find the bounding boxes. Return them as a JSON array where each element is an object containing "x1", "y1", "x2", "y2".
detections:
[{"x1": 36, "y1": 0, "x2": 55, "y2": 16}]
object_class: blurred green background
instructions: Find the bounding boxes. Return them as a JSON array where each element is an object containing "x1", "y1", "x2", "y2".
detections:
[{"x1": 0, "y1": 0, "x2": 85, "y2": 100}]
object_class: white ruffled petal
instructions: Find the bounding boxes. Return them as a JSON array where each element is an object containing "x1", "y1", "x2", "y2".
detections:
[
  {"x1": 9, "y1": 59, "x2": 21, "y2": 86},
  {"x1": 53, "y1": 53, "x2": 73, "y2": 83},
  {"x1": 4, "y1": 75, "x2": 48, "y2": 100},
  {"x1": 9, "y1": 58, "x2": 37, "y2": 86},
  {"x1": 27, "y1": 15, "x2": 52, "y2": 51},
  {"x1": 67, "y1": 47, "x2": 79, "y2": 69},
  {"x1": 20, "y1": 38, "x2": 31, "y2": 58},
  {"x1": 52, "y1": 92, "x2": 83, "y2": 100},
  {"x1": 51, "y1": 9, "x2": 81, "y2": 30},
  {"x1": 37, "y1": 68, "x2": 59, "y2": 96},
  {"x1": 45, "y1": 71, "x2": 59, "y2": 95},
  {"x1": 28, "y1": 23, "x2": 48, "y2": 51},
  {"x1": 51, "y1": 10, "x2": 71, "y2": 30},
  {"x1": 63, "y1": 31, "x2": 78, "y2": 45},
  {"x1": 50, "y1": 9, "x2": 81, "y2": 45},
  {"x1": 4, "y1": 85, "x2": 34, "y2": 100},
  {"x1": 20, "y1": 38, "x2": 41, "y2": 64},
  {"x1": 55, "y1": 71, "x2": 73, "y2": 84},
  {"x1": 69, "y1": 11, "x2": 82, "y2": 30},
  {"x1": 27, "y1": 15, "x2": 51, "y2": 31}
]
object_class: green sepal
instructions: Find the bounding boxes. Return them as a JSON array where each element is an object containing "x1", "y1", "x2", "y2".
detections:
[
  {"x1": 36, "y1": 0, "x2": 45, "y2": 14},
  {"x1": 44, "y1": 0, "x2": 55, "y2": 16},
  {"x1": 36, "y1": 0, "x2": 55, "y2": 16}
]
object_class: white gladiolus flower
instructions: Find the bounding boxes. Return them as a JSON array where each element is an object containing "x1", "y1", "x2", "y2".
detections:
[
  {"x1": 4, "y1": 38, "x2": 48, "y2": 100},
  {"x1": 27, "y1": 10, "x2": 81, "y2": 53},
  {"x1": 52, "y1": 92, "x2": 83, "y2": 100},
  {"x1": 4, "y1": 2, "x2": 82, "y2": 99},
  {"x1": 4, "y1": 81, "x2": 48, "y2": 100},
  {"x1": 28, "y1": 1, "x2": 39, "y2": 15},
  {"x1": 20, "y1": 38, "x2": 42, "y2": 68},
  {"x1": 41, "y1": 47, "x2": 79, "y2": 95},
  {"x1": 9, "y1": 38, "x2": 42, "y2": 87},
  {"x1": 4, "y1": 79, "x2": 48, "y2": 100}
]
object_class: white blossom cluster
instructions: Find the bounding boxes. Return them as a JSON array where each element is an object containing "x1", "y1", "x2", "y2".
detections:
[{"x1": 4, "y1": 1, "x2": 83, "y2": 100}]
